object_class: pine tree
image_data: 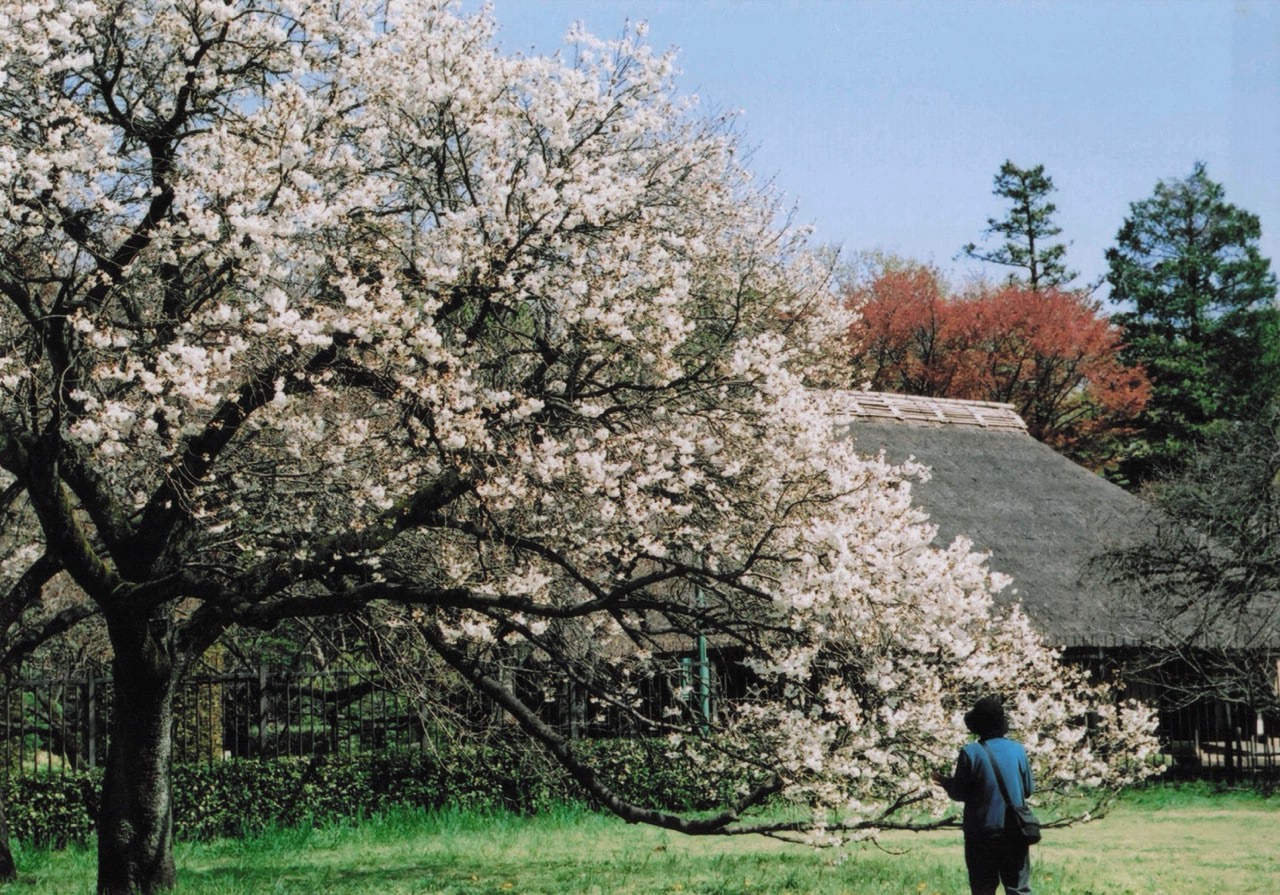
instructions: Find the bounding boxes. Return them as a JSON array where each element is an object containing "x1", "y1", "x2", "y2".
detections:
[{"x1": 962, "y1": 160, "x2": 1077, "y2": 291}]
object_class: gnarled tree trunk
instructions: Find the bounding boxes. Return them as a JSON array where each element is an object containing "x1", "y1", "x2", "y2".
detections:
[{"x1": 96, "y1": 617, "x2": 178, "y2": 895}]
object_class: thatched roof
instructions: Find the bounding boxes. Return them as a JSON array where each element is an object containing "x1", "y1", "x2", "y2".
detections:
[{"x1": 834, "y1": 391, "x2": 1148, "y2": 647}]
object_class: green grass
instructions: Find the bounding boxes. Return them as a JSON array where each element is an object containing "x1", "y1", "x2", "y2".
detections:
[{"x1": 1, "y1": 785, "x2": 1276, "y2": 894}]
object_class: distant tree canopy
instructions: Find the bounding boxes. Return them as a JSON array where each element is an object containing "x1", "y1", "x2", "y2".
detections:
[
  {"x1": 846, "y1": 262, "x2": 1149, "y2": 471},
  {"x1": 962, "y1": 160, "x2": 1077, "y2": 291},
  {"x1": 1107, "y1": 162, "x2": 1280, "y2": 485}
]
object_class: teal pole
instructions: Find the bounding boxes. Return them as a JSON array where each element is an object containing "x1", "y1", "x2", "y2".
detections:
[{"x1": 695, "y1": 582, "x2": 710, "y2": 730}]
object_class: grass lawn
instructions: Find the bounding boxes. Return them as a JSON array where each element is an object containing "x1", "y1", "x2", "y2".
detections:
[{"x1": 1, "y1": 785, "x2": 1275, "y2": 894}]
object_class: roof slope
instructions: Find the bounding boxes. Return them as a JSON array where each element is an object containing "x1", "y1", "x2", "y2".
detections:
[{"x1": 835, "y1": 392, "x2": 1147, "y2": 646}]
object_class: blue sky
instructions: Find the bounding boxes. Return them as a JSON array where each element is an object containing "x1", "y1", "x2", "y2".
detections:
[{"x1": 477, "y1": 0, "x2": 1280, "y2": 301}]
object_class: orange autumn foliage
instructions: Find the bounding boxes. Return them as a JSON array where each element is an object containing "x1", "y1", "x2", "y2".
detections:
[{"x1": 847, "y1": 265, "x2": 1150, "y2": 470}]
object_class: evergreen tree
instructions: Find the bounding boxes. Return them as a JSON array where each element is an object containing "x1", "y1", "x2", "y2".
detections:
[
  {"x1": 962, "y1": 160, "x2": 1077, "y2": 291},
  {"x1": 1107, "y1": 162, "x2": 1280, "y2": 485}
]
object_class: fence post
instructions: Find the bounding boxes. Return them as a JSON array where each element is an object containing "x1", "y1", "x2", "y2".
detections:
[
  {"x1": 258, "y1": 664, "x2": 269, "y2": 756},
  {"x1": 86, "y1": 668, "x2": 96, "y2": 769},
  {"x1": 2, "y1": 676, "x2": 9, "y2": 778}
]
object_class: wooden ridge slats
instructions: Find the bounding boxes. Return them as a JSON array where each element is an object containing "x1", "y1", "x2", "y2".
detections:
[{"x1": 829, "y1": 390, "x2": 1027, "y2": 431}]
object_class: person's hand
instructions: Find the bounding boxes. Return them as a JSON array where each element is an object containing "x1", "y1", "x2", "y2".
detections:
[{"x1": 930, "y1": 771, "x2": 948, "y2": 786}]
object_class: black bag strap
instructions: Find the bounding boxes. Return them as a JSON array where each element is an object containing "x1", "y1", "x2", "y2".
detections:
[{"x1": 979, "y1": 741, "x2": 1021, "y2": 809}]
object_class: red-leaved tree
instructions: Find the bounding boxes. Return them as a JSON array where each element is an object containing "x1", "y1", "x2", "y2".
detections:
[{"x1": 847, "y1": 264, "x2": 1150, "y2": 470}]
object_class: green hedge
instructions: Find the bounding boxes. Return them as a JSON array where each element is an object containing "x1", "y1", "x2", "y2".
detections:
[
  {"x1": 0, "y1": 737, "x2": 749, "y2": 849},
  {"x1": 3, "y1": 772, "x2": 99, "y2": 849},
  {"x1": 575, "y1": 737, "x2": 743, "y2": 811}
]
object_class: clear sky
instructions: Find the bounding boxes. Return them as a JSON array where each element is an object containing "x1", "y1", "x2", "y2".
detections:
[{"x1": 475, "y1": 0, "x2": 1280, "y2": 300}]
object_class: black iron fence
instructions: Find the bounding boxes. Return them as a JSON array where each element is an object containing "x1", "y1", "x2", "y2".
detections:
[
  {"x1": 0, "y1": 652, "x2": 729, "y2": 779},
  {"x1": 4, "y1": 653, "x2": 1277, "y2": 781},
  {"x1": 0, "y1": 666, "x2": 429, "y2": 777}
]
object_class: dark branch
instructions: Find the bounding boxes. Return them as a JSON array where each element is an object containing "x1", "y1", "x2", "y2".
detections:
[
  {"x1": 0, "y1": 604, "x2": 99, "y2": 669},
  {"x1": 0, "y1": 552, "x2": 62, "y2": 637},
  {"x1": 420, "y1": 621, "x2": 784, "y2": 835}
]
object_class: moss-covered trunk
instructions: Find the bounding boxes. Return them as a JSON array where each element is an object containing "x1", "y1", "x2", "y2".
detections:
[{"x1": 96, "y1": 616, "x2": 178, "y2": 895}]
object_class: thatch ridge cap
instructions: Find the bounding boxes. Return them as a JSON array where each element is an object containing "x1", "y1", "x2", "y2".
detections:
[{"x1": 830, "y1": 390, "x2": 1027, "y2": 431}]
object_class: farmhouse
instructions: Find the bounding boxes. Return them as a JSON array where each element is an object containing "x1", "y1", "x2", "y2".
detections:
[
  {"x1": 834, "y1": 390, "x2": 1146, "y2": 647},
  {"x1": 835, "y1": 390, "x2": 1277, "y2": 777}
]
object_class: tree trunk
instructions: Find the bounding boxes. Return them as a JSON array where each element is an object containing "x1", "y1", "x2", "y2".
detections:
[
  {"x1": 0, "y1": 791, "x2": 16, "y2": 882},
  {"x1": 96, "y1": 618, "x2": 178, "y2": 895}
]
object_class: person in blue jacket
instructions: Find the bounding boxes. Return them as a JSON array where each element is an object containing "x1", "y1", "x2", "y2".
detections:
[{"x1": 932, "y1": 696, "x2": 1034, "y2": 895}]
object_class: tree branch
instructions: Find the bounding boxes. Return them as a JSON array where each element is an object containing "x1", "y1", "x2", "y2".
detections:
[
  {"x1": 420, "y1": 620, "x2": 785, "y2": 835},
  {"x1": 0, "y1": 604, "x2": 99, "y2": 669},
  {"x1": 125, "y1": 336, "x2": 359, "y2": 575},
  {"x1": 0, "y1": 552, "x2": 62, "y2": 637}
]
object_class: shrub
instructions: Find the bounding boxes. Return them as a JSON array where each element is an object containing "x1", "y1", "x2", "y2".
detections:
[
  {"x1": 0, "y1": 737, "x2": 757, "y2": 849},
  {"x1": 2, "y1": 772, "x2": 99, "y2": 848},
  {"x1": 572, "y1": 738, "x2": 746, "y2": 811},
  {"x1": 171, "y1": 755, "x2": 377, "y2": 840}
]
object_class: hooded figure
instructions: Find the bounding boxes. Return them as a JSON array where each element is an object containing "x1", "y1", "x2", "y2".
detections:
[{"x1": 933, "y1": 697, "x2": 1035, "y2": 895}]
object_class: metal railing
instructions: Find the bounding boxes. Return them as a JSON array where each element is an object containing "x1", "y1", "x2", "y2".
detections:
[
  {"x1": 0, "y1": 665, "x2": 428, "y2": 776},
  {"x1": 0, "y1": 652, "x2": 726, "y2": 778},
  {"x1": 7, "y1": 652, "x2": 1274, "y2": 781}
]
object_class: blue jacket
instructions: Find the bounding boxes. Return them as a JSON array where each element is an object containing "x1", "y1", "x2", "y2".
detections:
[{"x1": 940, "y1": 737, "x2": 1033, "y2": 838}]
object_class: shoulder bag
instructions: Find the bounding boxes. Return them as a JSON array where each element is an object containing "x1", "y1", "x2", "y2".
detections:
[{"x1": 979, "y1": 741, "x2": 1041, "y2": 845}]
